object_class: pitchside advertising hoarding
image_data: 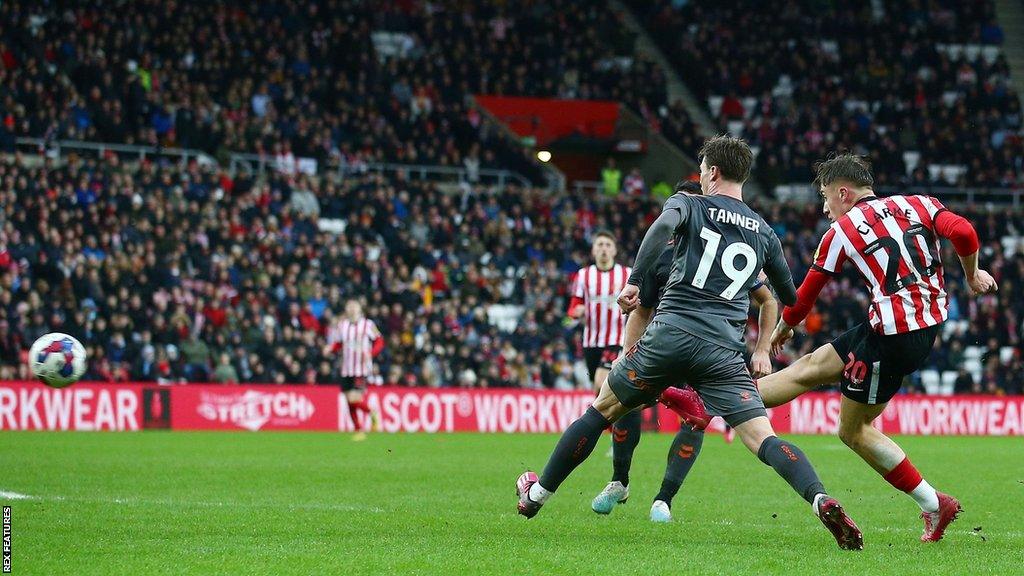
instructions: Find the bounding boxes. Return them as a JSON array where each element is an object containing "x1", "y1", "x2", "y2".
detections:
[{"x1": 0, "y1": 382, "x2": 1022, "y2": 435}]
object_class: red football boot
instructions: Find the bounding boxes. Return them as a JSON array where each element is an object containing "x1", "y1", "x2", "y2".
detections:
[
  {"x1": 658, "y1": 386, "x2": 711, "y2": 430},
  {"x1": 516, "y1": 471, "x2": 543, "y2": 519},
  {"x1": 920, "y1": 492, "x2": 962, "y2": 542},
  {"x1": 814, "y1": 495, "x2": 864, "y2": 551}
]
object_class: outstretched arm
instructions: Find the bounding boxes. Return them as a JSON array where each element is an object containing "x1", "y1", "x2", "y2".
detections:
[
  {"x1": 771, "y1": 226, "x2": 843, "y2": 353},
  {"x1": 771, "y1": 268, "x2": 831, "y2": 355},
  {"x1": 619, "y1": 209, "x2": 681, "y2": 312},
  {"x1": 933, "y1": 209, "x2": 997, "y2": 295},
  {"x1": 628, "y1": 210, "x2": 681, "y2": 289},
  {"x1": 763, "y1": 235, "x2": 797, "y2": 306}
]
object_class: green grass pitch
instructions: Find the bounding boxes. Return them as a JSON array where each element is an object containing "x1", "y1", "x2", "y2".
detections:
[{"x1": 1, "y1": 431, "x2": 1021, "y2": 575}]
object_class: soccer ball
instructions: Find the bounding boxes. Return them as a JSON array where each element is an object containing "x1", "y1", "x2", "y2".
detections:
[{"x1": 29, "y1": 333, "x2": 87, "y2": 388}]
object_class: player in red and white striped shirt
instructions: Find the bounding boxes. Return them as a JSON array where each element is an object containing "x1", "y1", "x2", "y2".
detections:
[
  {"x1": 326, "y1": 299, "x2": 384, "y2": 439},
  {"x1": 567, "y1": 231, "x2": 631, "y2": 392},
  {"x1": 761, "y1": 154, "x2": 997, "y2": 542}
]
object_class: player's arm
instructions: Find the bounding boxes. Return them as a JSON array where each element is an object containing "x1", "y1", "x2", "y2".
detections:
[
  {"x1": 771, "y1": 227, "x2": 842, "y2": 353},
  {"x1": 618, "y1": 306, "x2": 653, "y2": 360},
  {"x1": 323, "y1": 330, "x2": 342, "y2": 356},
  {"x1": 369, "y1": 322, "x2": 385, "y2": 357},
  {"x1": 749, "y1": 284, "x2": 777, "y2": 378},
  {"x1": 933, "y1": 208, "x2": 997, "y2": 295},
  {"x1": 762, "y1": 233, "x2": 797, "y2": 306},
  {"x1": 566, "y1": 271, "x2": 586, "y2": 320},
  {"x1": 617, "y1": 249, "x2": 663, "y2": 361},
  {"x1": 619, "y1": 208, "x2": 683, "y2": 313}
]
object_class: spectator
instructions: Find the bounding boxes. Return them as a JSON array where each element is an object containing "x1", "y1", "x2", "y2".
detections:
[
  {"x1": 954, "y1": 369, "x2": 976, "y2": 394},
  {"x1": 623, "y1": 168, "x2": 646, "y2": 196},
  {"x1": 601, "y1": 158, "x2": 622, "y2": 196},
  {"x1": 180, "y1": 335, "x2": 211, "y2": 383},
  {"x1": 213, "y1": 353, "x2": 240, "y2": 384}
]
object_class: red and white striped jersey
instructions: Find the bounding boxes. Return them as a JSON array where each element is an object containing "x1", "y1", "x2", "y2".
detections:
[
  {"x1": 813, "y1": 195, "x2": 948, "y2": 335},
  {"x1": 327, "y1": 318, "x2": 382, "y2": 377},
  {"x1": 572, "y1": 263, "x2": 631, "y2": 348}
]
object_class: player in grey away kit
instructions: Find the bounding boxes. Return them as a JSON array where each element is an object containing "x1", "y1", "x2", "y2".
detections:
[
  {"x1": 590, "y1": 180, "x2": 779, "y2": 523},
  {"x1": 516, "y1": 136, "x2": 863, "y2": 551}
]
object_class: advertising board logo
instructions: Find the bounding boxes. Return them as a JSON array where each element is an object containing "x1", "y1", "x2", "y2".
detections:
[{"x1": 196, "y1": 390, "x2": 316, "y2": 430}]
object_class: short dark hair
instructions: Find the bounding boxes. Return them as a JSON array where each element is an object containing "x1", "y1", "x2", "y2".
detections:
[
  {"x1": 675, "y1": 180, "x2": 702, "y2": 195},
  {"x1": 813, "y1": 153, "x2": 874, "y2": 189},
  {"x1": 698, "y1": 135, "x2": 753, "y2": 183},
  {"x1": 592, "y1": 230, "x2": 616, "y2": 244}
]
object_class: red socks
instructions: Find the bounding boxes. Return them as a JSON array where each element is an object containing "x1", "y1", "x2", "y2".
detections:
[
  {"x1": 883, "y1": 457, "x2": 923, "y2": 493},
  {"x1": 348, "y1": 400, "x2": 368, "y2": 429}
]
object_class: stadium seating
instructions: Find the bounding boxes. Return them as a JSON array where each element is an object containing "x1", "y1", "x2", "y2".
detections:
[
  {"x1": 628, "y1": 0, "x2": 1023, "y2": 191},
  {"x1": 0, "y1": 0, "x2": 699, "y2": 184}
]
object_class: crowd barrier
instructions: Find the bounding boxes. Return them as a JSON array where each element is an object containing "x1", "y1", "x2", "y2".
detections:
[{"x1": 0, "y1": 382, "x2": 1022, "y2": 436}]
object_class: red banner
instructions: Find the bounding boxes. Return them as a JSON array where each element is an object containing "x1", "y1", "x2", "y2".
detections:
[
  {"x1": 765, "y1": 393, "x2": 1024, "y2": 436},
  {"x1": 352, "y1": 388, "x2": 1024, "y2": 436},
  {"x1": 475, "y1": 95, "x2": 620, "y2": 146},
  {"x1": 0, "y1": 382, "x2": 143, "y2": 431},
  {"x1": 347, "y1": 387, "x2": 594, "y2": 433},
  {"x1": 170, "y1": 385, "x2": 338, "y2": 431},
  {"x1": 1, "y1": 383, "x2": 1019, "y2": 436}
]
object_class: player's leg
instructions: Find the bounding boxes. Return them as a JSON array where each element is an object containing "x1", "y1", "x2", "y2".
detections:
[
  {"x1": 657, "y1": 342, "x2": 842, "y2": 421},
  {"x1": 729, "y1": 413, "x2": 862, "y2": 550},
  {"x1": 593, "y1": 366, "x2": 610, "y2": 394},
  {"x1": 836, "y1": 398, "x2": 903, "y2": 474},
  {"x1": 518, "y1": 325, "x2": 673, "y2": 518},
  {"x1": 591, "y1": 345, "x2": 620, "y2": 394},
  {"x1": 592, "y1": 406, "x2": 641, "y2": 514},
  {"x1": 838, "y1": 395, "x2": 961, "y2": 542},
  {"x1": 662, "y1": 325, "x2": 857, "y2": 418},
  {"x1": 731, "y1": 414, "x2": 822, "y2": 499},
  {"x1": 835, "y1": 323, "x2": 958, "y2": 541},
  {"x1": 346, "y1": 388, "x2": 366, "y2": 427},
  {"x1": 756, "y1": 342, "x2": 846, "y2": 408},
  {"x1": 345, "y1": 387, "x2": 370, "y2": 439},
  {"x1": 610, "y1": 408, "x2": 641, "y2": 484},
  {"x1": 583, "y1": 348, "x2": 602, "y2": 393},
  {"x1": 602, "y1": 344, "x2": 637, "y2": 478},
  {"x1": 693, "y1": 344, "x2": 862, "y2": 550},
  {"x1": 650, "y1": 424, "x2": 704, "y2": 522},
  {"x1": 518, "y1": 378, "x2": 634, "y2": 517}
]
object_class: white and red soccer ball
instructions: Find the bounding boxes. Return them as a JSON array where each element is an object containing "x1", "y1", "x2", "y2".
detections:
[{"x1": 29, "y1": 333, "x2": 87, "y2": 388}]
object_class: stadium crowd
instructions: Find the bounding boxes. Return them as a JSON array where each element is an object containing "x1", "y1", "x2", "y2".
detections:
[
  {"x1": 0, "y1": 0, "x2": 699, "y2": 184},
  {"x1": 0, "y1": 0, "x2": 1021, "y2": 395},
  {"x1": 1, "y1": 156, "x2": 1022, "y2": 395},
  {"x1": 631, "y1": 0, "x2": 1023, "y2": 190}
]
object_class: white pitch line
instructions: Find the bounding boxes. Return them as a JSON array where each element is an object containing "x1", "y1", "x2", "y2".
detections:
[
  {"x1": 1, "y1": 491, "x2": 381, "y2": 513},
  {"x1": 0, "y1": 490, "x2": 33, "y2": 500}
]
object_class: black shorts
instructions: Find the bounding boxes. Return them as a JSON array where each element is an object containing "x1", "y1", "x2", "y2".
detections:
[
  {"x1": 340, "y1": 377, "x2": 367, "y2": 392},
  {"x1": 583, "y1": 346, "x2": 621, "y2": 381},
  {"x1": 831, "y1": 323, "x2": 940, "y2": 405}
]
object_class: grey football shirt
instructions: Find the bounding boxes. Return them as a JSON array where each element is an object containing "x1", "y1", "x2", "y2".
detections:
[{"x1": 652, "y1": 193, "x2": 794, "y2": 351}]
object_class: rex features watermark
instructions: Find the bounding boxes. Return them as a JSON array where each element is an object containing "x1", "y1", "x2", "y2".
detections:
[{"x1": 3, "y1": 505, "x2": 11, "y2": 574}]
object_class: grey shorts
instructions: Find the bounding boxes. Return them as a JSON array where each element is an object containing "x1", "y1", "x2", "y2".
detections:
[{"x1": 607, "y1": 320, "x2": 767, "y2": 427}]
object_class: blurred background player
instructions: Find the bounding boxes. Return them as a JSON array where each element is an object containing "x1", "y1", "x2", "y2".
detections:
[
  {"x1": 519, "y1": 136, "x2": 864, "y2": 551},
  {"x1": 591, "y1": 181, "x2": 779, "y2": 522},
  {"x1": 664, "y1": 153, "x2": 997, "y2": 542},
  {"x1": 567, "y1": 230, "x2": 631, "y2": 394},
  {"x1": 326, "y1": 299, "x2": 384, "y2": 441}
]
